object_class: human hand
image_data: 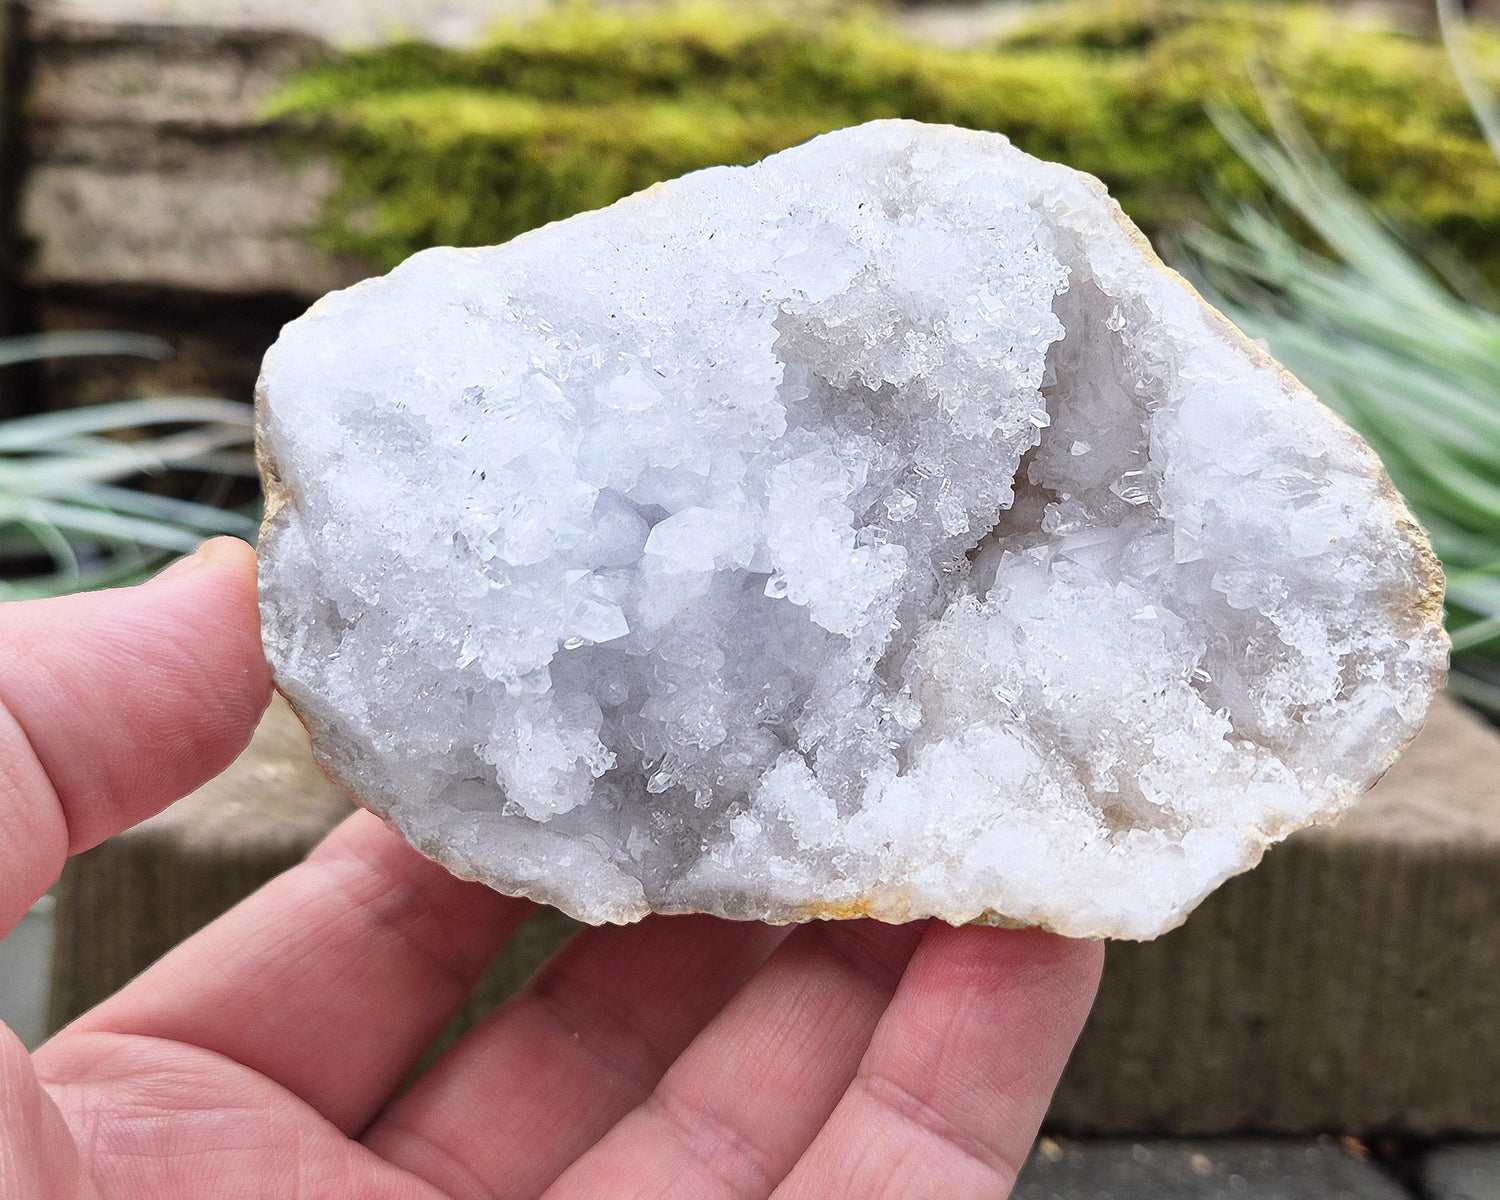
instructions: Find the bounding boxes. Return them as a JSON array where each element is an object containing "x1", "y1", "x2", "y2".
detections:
[{"x1": 1, "y1": 537, "x2": 1103, "y2": 1200}]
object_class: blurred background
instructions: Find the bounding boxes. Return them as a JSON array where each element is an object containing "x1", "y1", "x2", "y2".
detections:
[{"x1": 1, "y1": 0, "x2": 1499, "y2": 1195}]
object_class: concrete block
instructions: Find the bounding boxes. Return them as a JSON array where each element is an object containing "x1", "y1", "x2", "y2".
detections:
[{"x1": 1013, "y1": 1139, "x2": 1412, "y2": 1200}]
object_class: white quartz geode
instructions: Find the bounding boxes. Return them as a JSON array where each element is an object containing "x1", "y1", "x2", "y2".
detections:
[{"x1": 257, "y1": 120, "x2": 1446, "y2": 939}]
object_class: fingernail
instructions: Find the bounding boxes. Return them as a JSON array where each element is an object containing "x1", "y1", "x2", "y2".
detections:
[{"x1": 148, "y1": 542, "x2": 210, "y2": 586}]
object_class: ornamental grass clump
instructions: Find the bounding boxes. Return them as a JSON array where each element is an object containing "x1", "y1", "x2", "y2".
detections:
[{"x1": 0, "y1": 333, "x2": 256, "y2": 599}]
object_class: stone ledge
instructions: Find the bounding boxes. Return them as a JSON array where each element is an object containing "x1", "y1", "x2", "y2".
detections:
[
  {"x1": 30, "y1": 16, "x2": 328, "y2": 129},
  {"x1": 21, "y1": 0, "x2": 408, "y2": 298},
  {"x1": 24, "y1": 138, "x2": 356, "y2": 295},
  {"x1": 24, "y1": 6, "x2": 360, "y2": 297}
]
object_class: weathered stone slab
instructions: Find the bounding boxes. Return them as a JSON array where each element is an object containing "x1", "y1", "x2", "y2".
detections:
[
  {"x1": 36, "y1": 0, "x2": 545, "y2": 49},
  {"x1": 19, "y1": 0, "x2": 558, "y2": 299},
  {"x1": 1013, "y1": 1139, "x2": 1412, "y2": 1200},
  {"x1": 16, "y1": 0, "x2": 553, "y2": 411},
  {"x1": 25, "y1": 13, "x2": 358, "y2": 296},
  {"x1": 1423, "y1": 1145, "x2": 1500, "y2": 1200},
  {"x1": 30, "y1": 15, "x2": 324, "y2": 126},
  {"x1": 25, "y1": 133, "x2": 349, "y2": 296}
]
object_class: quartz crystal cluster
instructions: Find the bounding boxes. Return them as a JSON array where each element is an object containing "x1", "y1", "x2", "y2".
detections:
[{"x1": 258, "y1": 120, "x2": 1446, "y2": 939}]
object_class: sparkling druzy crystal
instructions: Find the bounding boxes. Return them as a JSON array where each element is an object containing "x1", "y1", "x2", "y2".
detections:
[{"x1": 257, "y1": 120, "x2": 1446, "y2": 939}]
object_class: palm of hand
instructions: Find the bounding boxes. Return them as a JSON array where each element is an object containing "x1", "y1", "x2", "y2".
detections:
[{"x1": 1, "y1": 540, "x2": 1101, "y2": 1200}]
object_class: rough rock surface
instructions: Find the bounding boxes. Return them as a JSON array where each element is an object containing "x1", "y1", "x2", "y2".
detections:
[{"x1": 257, "y1": 120, "x2": 1446, "y2": 938}]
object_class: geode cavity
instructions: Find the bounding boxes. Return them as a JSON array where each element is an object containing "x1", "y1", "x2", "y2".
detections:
[{"x1": 257, "y1": 120, "x2": 1446, "y2": 938}]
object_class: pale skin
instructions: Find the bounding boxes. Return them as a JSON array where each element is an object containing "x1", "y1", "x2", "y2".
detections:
[{"x1": 0, "y1": 537, "x2": 1103, "y2": 1199}]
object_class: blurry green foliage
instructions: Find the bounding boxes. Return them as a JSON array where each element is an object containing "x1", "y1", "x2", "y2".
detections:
[
  {"x1": 0, "y1": 335, "x2": 257, "y2": 599},
  {"x1": 269, "y1": 0, "x2": 1500, "y2": 277}
]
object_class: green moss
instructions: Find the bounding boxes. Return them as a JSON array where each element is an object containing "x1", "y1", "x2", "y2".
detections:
[
  {"x1": 269, "y1": 0, "x2": 1500, "y2": 279},
  {"x1": 313, "y1": 93, "x2": 833, "y2": 264}
]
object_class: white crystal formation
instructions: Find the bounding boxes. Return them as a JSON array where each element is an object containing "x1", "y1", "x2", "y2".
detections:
[{"x1": 257, "y1": 120, "x2": 1446, "y2": 939}]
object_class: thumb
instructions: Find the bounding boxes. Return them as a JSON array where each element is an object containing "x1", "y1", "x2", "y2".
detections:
[{"x1": 0, "y1": 537, "x2": 270, "y2": 934}]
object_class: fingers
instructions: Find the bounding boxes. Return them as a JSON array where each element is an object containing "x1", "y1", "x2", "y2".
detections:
[
  {"x1": 0, "y1": 538, "x2": 269, "y2": 933},
  {"x1": 37, "y1": 1030, "x2": 450, "y2": 1200},
  {"x1": 773, "y1": 924, "x2": 1103, "y2": 1200},
  {"x1": 362, "y1": 913, "x2": 789, "y2": 1200},
  {"x1": 0, "y1": 1022, "x2": 101, "y2": 1200},
  {"x1": 46, "y1": 811, "x2": 533, "y2": 1137},
  {"x1": 539, "y1": 919, "x2": 929, "y2": 1200},
  {"x1": 6, "y1": 535, "x2": 525, "y2": 1141}
]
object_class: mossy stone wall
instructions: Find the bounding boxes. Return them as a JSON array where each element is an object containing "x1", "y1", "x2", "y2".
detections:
[{"x1": 269, "y1": 1, "x2": 1500, "y2": 279}]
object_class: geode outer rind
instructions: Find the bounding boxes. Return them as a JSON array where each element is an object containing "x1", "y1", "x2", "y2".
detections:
[{"x1": 257, "y1": 120, "x2": 1446, "y2": 939}]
